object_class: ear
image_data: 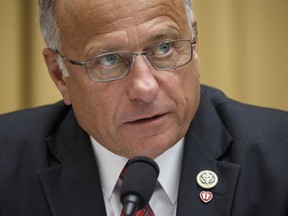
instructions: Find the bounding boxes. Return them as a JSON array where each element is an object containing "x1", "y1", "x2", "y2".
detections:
[
  {"x1": 192, "y1": 19, "x2": 199, "y2": 52},
  {"x1": 191, "y1": 19, "x2": 199, "y2": 62},
  {"x1": 42, "y1": 48, "x2": 72, "y2": 105}
]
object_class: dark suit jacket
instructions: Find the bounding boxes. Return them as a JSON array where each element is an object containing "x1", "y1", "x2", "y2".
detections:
[{"x1": 1, "y1": 85, "x2": 288, "y2": 216}]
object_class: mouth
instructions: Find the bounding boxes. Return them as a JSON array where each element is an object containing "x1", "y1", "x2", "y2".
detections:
[
  {"x1": 133, "y1": 114, "x2": 166, "y2": 123},
  {"x1": 127, "y1": 113, "x2": 167, "y2": 125}
]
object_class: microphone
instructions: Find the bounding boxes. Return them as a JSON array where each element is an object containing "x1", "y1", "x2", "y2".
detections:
[{"x1": 120, "y1": 156, "x2": 160, "y2": 216}]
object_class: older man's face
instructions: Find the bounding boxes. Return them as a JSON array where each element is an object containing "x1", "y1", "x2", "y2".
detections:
[{"x1": 50, "y1": 0, "x2": 200, "y2": 158}]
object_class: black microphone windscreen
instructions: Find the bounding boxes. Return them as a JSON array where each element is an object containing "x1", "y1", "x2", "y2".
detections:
[{"x1": 120, "y1": 156, "x2": 160, "y2": 210}]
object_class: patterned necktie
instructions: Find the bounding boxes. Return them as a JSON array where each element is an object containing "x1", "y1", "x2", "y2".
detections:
[{"x1": 120, "y1": 165, "x2": 155, "y2": 216}]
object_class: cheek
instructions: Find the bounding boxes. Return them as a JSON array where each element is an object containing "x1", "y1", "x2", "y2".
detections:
[
  {"x1": 72, "y1": 93, "x2": 114, "y2": 147},
  {"x1": 184, "y1": 67, "x2": 200, "y2": 117},
  {"x1": 170, "y1": 64, "x2": 200, "y2": 124},
  {"x1": 66, "y1": 79, "x2": 114, "y2": 136}
]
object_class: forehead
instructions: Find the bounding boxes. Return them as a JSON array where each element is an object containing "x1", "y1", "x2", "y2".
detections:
[{"x1": 55, "y1": 0, "x2": 189, "y2": 53}]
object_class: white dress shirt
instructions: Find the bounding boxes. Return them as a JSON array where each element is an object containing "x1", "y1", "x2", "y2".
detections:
[{"x1": 91, "y1": 137, "x2": 184, "y2": 216}]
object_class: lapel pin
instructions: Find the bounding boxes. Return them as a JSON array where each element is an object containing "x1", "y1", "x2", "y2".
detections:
[
  {"x1": 196, "y1": 170, "x2": 218, "y2": 203},
  {"x1": 199, "y1": 191, "x2": 213, "y2": 203},
  {"x1": 196, "y1": 170, "x2": 218, "y2": 189}
]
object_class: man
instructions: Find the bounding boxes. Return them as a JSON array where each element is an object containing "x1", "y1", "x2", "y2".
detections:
[{"x1": 0, "y1": 0, "x2": 287, "y2": 215}]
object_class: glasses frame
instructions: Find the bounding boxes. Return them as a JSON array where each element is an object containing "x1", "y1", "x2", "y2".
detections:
[{"x1": 56, "y1": 36, "x2": 197, "y2": 82}]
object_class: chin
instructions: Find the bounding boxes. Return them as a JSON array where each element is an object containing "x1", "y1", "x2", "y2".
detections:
[{"x1": 128, "y1": 136, "x2": 178, "y2": 159}]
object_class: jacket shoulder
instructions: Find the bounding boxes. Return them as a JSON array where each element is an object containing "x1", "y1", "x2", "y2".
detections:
[
  {"x1": 201, "y1": 85, "x2": 288, "y2": 130},
  {"x1": 201, "y1": 85, "x2": 288, "y2": 157},
  {"x1": 200, "y1": 85, "x2": 288, "y2": 145},
  {"x1": 0, "y1": 101, "x2": 71, "y2": 150}
]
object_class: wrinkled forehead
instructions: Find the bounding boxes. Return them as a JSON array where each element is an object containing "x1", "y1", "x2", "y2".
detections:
[{"x1": 55, "y1": 0, "x2": 189, "y2": 52}]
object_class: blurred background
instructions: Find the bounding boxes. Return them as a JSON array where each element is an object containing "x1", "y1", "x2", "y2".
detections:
[{"x1": 1, "y1": 0, "x2": 288, "y2": 114}]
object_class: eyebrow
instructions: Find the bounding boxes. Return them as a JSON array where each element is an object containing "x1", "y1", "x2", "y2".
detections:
[
  {"x1": 86, "y1": 28, "x2": 181, "y2": 57},
  {"x1": 143, "y1": 29, "x2": 181, "y2": 44}
]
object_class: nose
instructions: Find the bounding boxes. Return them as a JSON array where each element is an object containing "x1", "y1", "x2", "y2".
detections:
[{"x1": 127, "y1": 55, "x2": 159, "y2": 103}]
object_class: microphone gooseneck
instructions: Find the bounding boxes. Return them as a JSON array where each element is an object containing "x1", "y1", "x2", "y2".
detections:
[{"x1": 120, "y1": 156, "x2": 160, "y2": 216}]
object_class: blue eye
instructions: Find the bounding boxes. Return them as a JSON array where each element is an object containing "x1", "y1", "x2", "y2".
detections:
[
  {"x1": 153, "y1": 42, "x2": 172, "y2": 55},
  {"x1": 160, "y1": 43, "x2": 171, "y2": 53},
  {"x1": 99, "y1": 54, "x2": 118, "y2": 66}
]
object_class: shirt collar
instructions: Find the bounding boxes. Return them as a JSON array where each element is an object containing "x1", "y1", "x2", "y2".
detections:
[
  {"x1": 155, "y1": 138, "x2": 184, "y2": 204},
  {"x1": 90, "y1": 137, "x2": 184, "y2": 204},
  {"x1": 90, "y1": 137, "x2": 129, "y2": 199}
]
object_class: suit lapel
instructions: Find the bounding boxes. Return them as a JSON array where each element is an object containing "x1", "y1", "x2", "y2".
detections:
[
  {"x1": 37, "y1": 110, "x2": 106, "y2": 216},
  {"x1": 177, "y1": 91, "x2": 240, "y2": 216}
]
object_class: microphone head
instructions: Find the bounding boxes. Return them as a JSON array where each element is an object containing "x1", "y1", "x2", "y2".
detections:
[{"x1": 120, "y1": 156, "x2": 160, "y2": 210}]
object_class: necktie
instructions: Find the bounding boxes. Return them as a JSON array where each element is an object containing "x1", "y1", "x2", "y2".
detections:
[{"x1": 120, "y1": 165, "x2": 155, "y2": 216}]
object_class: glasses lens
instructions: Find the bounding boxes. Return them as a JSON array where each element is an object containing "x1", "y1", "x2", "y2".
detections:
[
  {"x1": 86, "y1": 52, "x2": 131, "y2": 81},
  {"x1": 147, "y1": 40, "x2": 192, "y2": 70},
  {"x1": 84, "y1": 40, "x2": 193, "y2": 81}
]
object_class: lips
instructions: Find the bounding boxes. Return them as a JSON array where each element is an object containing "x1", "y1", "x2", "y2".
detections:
[
  {"x1": 125, "y1": 112, "x2": 168, "y2": 125},
  {"x1": 132, "y1": 114, "x2": 166, "y2": 123}
]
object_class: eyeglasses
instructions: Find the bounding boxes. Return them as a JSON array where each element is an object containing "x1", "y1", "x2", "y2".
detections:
[{"x1": 56, "y1": 37, "x2": 197, "y2": 82}]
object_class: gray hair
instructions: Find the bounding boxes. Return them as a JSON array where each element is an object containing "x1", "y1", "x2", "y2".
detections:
[
  {"x1": 38, "y1": 0, "x2": 60, "y2": 50},
  {"x1": 184, "y1": 0, "x2": 196, "y2": 35},
  {"x1": 38, "y1": 0, "x2": 195, "y2": 75},
  {"x1": 38, "y1": 0, "x2": 68, "y2": 75}
]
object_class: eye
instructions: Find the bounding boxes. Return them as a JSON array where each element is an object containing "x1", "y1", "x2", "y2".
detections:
[
  {"x1": 98, "y1": 54, "x2": 119, "y2": 66},
  {"x1": 152, "y1": 42, "x2": 173, "y2": 55}
]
